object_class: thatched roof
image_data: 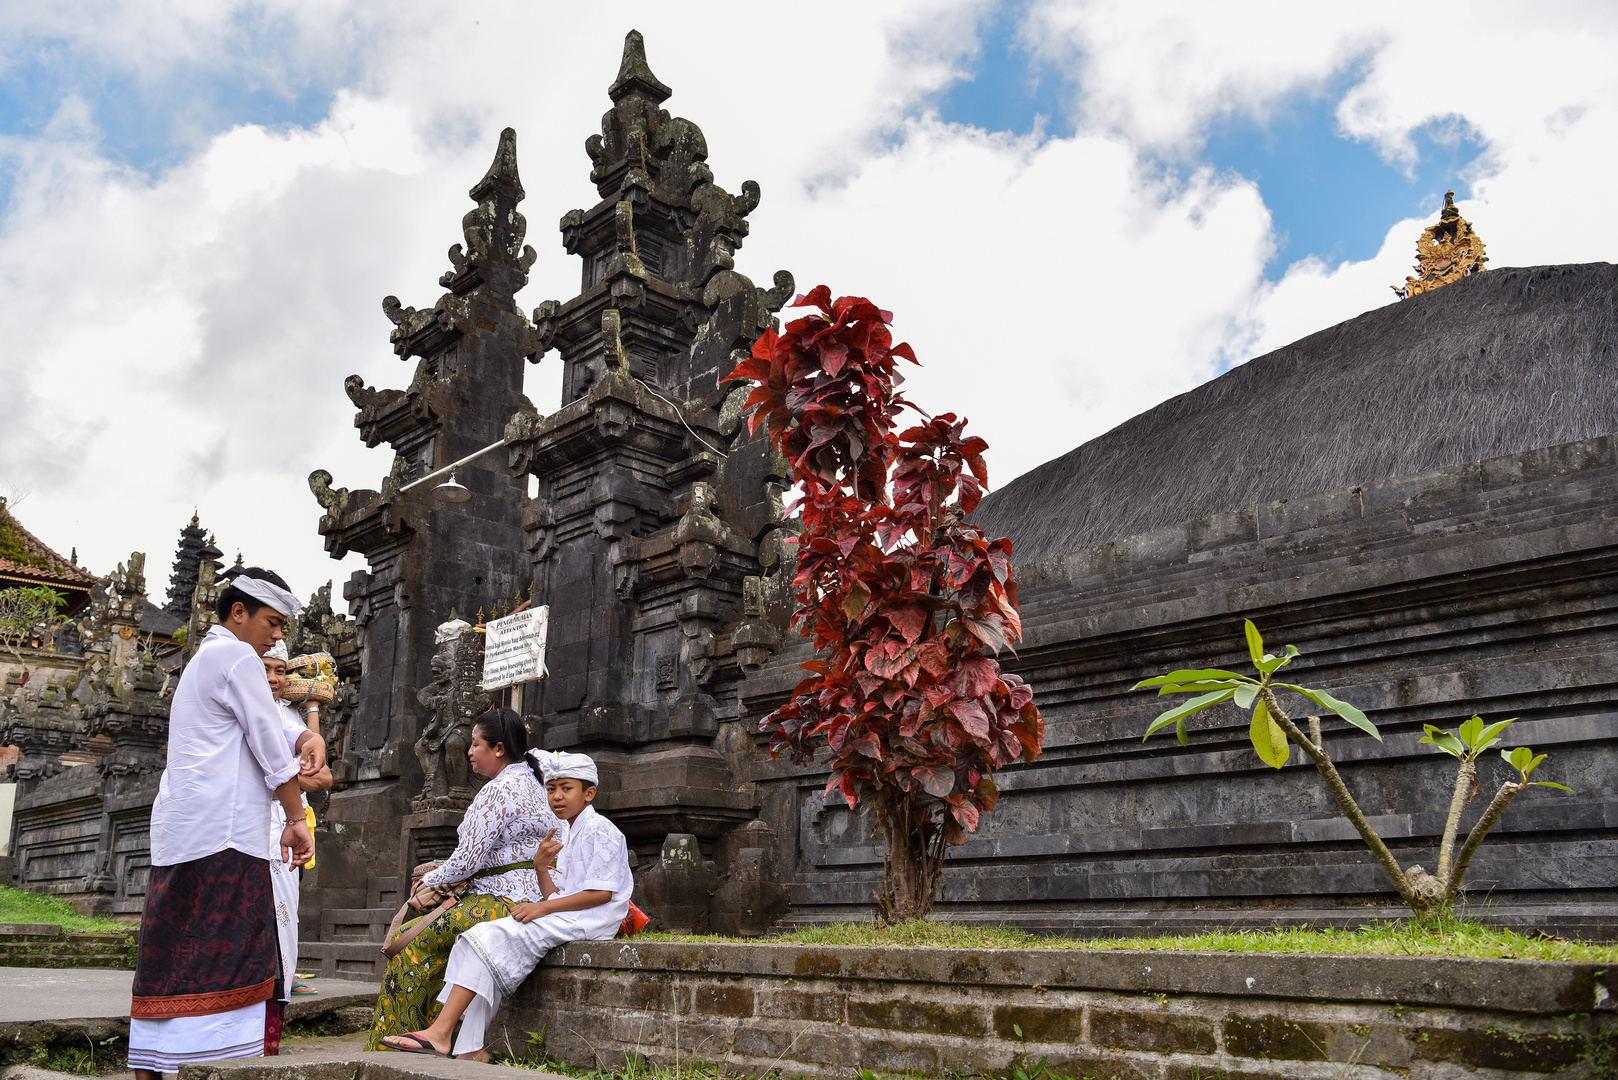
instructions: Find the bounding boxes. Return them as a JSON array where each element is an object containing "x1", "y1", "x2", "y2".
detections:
[{"x1": 971, "y1": 263, "x2": 1618, "y2": 567}]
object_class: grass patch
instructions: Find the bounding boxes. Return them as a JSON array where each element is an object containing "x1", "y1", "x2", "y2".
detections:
[
  {"x1": 0, "y1": 885, "x2": 127, "y2": 934},
  {"x1": 1, "y1": 1035, "x2": 127, "y2": 1075},
  {"x1": 638, "y1": 913, "x2": 1618, "y2": 963}
]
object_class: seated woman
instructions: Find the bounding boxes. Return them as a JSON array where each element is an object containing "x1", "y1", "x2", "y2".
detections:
[{"x1": 365, "y1": 708, "x2": 560, "y2": 1051}]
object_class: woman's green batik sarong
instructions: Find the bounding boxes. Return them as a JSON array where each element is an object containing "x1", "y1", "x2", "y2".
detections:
[{"x1": 365, "y1": 892, "x2": 513, "y2": 1050}]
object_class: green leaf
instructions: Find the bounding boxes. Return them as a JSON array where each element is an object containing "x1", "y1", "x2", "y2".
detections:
[
  {"x1": 1277, "y1": 684, "x2": 1381, "y2": 741},
  {"x1": 1474, "y1": 718, "x2": 1517, "y2": 748},
  {"x1": 1503, "y1": 746, "x2": 1544, "y2": 774},
  {"x1": 1459, "y1": 715, "x2": 1484, "y2": 748},
  {"x1": 1419, "y1": 725, "x2": 1466, "y2": 759},
  {"x1": 1531, "y1": 781, "x2": 1573, "y2": 792},
  {"x1": 1156, "y1": 680, "x2": 1241, "y2": 696},
  {"x1": 1244, "y1": 620, "x2": 1265, "y2": 666},
  {"x1": 1175, "y1": 717, "x2": 1189, "y2": 746},
  {"x1": 1133, "y1": 669, "x2": 1246, "y2": 689},
  {"x1": 1284, "y1": 644, "x2": 1300, "y2": 659},
  {"x1": 1255, "y1": 654, "x2": 1288, "y2": 675},
  {"x1": 1143, "y1": 689, "x2": 1234, "y2": 741},
  {"x1": 1249, "y1": 696, "x2": 1290, "y2": 769},
  {"x1": 1233, "y1": 684, "x2": 1258, "y2": 710}
]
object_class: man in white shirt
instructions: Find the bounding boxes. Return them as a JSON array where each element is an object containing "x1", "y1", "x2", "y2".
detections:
[{"x1": 128, "y1": 568, "x2": 322, "y2": 1078}]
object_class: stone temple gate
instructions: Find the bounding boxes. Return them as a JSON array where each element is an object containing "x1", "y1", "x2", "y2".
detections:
[{"x1": 300, "y1": 31, "x2": 799, "y2": 968}]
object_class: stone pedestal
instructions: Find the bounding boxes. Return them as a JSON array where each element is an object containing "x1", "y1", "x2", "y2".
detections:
[
  {"x1": 632, "y1": 833, "x2": 715, "y2": 934},
  {"x1": 709, "y1": 819, "x2": 789, "y2": 937},
  {"x1": 401, "y1": 809, "x2": 465, "y2": 882}
]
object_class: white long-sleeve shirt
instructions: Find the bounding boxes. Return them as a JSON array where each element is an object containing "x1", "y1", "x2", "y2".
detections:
[
  {"x1": 269, "y1": 701, "x2": 312, "y2": 835},
  {"x1": 420, "y1": 762, "x2": 560, "y2": 901},
  {"x1": 149, "y1": 625, "x2": 302, "y2": 867}
]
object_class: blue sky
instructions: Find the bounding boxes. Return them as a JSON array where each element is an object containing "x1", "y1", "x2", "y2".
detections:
[
  {"x1": 1, "y1": 6, "x2": 1486, "y2": 283},
  {"x1": 0, "y1": 26, "x2": 339, "y2": 210},
  {"x1": 936, "y1": 13, "x2": 1488, "y2": 278}
]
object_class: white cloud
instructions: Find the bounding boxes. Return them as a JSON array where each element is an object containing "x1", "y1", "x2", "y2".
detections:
[{"x1": 0, "y1": 1, "x2": 1614, "y2": 603}]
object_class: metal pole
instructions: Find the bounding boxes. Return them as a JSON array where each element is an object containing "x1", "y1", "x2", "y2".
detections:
[{"x1": 398, "y1": 438, "x2": 510, "y2": 493}]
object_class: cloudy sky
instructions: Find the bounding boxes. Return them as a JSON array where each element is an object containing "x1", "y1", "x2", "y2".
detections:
[{"x1": 1, "y1": 1, "x2": 1614, "y2": 606}]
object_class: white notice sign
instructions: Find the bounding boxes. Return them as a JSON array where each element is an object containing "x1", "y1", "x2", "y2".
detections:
[{"x1": 481, "y1": 605, "x2": 549, "y2": 690}]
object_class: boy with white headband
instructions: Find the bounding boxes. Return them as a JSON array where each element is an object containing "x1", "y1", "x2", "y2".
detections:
[
  {"x1": 262, "y1": 639, "x2": 332, "y2": 1007},
  {"x1": 129, "y1": 567, "x2": 325, "y2": 1078},
  {"x1": 380, "y1": 749, "x2": 632, "y2": 1060}
]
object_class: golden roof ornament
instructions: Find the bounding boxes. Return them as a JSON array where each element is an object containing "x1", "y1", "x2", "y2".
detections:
[{"x1": 1393, "y1": 191, "x2": 1488, "y2": 299}]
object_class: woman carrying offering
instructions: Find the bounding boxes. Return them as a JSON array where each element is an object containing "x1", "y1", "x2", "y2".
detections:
[{"x1": 365, "y1": 708, "x2": 560, "y2": 1051}]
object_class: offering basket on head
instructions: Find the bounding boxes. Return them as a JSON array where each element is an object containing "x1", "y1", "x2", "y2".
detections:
[{"x1": 282, "y1": 651, "x2": 338, "y2": 705}]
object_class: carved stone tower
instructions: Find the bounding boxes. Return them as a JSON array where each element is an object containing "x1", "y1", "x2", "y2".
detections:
[
  {"x1": 308, "y1": 129, "x2": 535, "y2": 890},
  {"x1": 503, "y1": 31, "x2": 797, "y2": 854}
]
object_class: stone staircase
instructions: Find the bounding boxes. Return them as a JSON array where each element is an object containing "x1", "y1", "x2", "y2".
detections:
[
  {"x1": 0, "y1": 922, "x2": 135, "y2": 969},
  {"x1": 298, "y1": 874, "x2": 399, "y2": 982}
]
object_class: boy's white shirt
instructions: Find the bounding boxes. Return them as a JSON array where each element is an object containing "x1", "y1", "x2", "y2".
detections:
[
  {"x1": 548, "y1": 803, "x2": 635, "y2": 902},
  {"x1": 268, "y1": 700, "x2": 311, "y2": 832}
]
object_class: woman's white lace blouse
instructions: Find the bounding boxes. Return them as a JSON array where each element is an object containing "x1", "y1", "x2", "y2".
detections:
[{"x1": 419, "y1": 762, "x2": 559, "y2": 901}]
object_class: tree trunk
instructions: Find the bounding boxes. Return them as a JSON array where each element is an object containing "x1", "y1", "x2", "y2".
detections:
[
  {"x1": 1261, "y1": 689, "x2": 1431, "y2": 916},
  {"x1": 874, "y1": 789, "x2": 945, "y2": 923}
]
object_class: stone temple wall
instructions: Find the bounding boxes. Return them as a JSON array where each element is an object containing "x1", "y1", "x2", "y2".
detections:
[{"x1": 741, "y1": 433, "x2": 1618, "y2": 935}]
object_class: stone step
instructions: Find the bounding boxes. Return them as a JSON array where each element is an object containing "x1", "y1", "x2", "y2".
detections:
[
  {"x1": 298, "y1": 939, "x2": 390, "y2": 983},
  {"x1": 1020, "y1": 503, "x2": 1609, "y2": 625},
  {"x1": 0, "y1": 928, "x2": 134, "y2": 968},
  {"x1": 320, "y1": 907, "x2": 396, "y2": 942},
  {"x1": 1015, "y1": 488, "x2": 1604, "y2": 609}
]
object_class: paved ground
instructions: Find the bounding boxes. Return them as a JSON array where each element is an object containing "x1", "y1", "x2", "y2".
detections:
[
  {"x1": 0, "y1": 1032, "x2": 568, "y2": 1080},
  {"x1": 0, "y1": 969, "x2": 573, "y2": 1077},
  {"x1": 0, "y1": 967, "x2": 379, "y2": 1024}
]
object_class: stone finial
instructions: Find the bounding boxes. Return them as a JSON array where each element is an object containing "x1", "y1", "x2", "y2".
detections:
[
  {"x1": 610, "y1": 30, "x2": 671, "y2": 104},
  {"x1": 471, "y1": 126, "x2": 525, "y2": 203},
  {"x1": 1393, "y1": 190, "x2": 1488, "y2": 299}
]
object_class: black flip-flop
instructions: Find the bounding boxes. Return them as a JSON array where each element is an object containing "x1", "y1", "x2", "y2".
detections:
[{"x1": 380, "y1": 1033, "x2": 447, "y2": 1057}]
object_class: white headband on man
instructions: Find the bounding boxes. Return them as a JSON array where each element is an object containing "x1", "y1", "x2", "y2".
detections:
[
  {"x1": 528, "y1": 748, "x2": 598, "y2": 786},
  {"x1": 230, "y1": 575, "x2": 303, "y2": 620}
]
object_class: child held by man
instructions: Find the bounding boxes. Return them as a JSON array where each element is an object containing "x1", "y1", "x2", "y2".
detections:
[{"x1": 380, "y1": 749, "x2": 632, "y2": 1060}]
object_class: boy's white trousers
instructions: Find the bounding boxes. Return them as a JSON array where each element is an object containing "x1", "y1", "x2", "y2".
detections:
[{"x1": 439, "y1": 912, "x2": 617, "y2": 1055}]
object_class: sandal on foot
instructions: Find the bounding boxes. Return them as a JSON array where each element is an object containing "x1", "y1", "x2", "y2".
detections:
[
  {"x1": 290, "y1": 980, "x2": 317, "y2": 996},
  {"x1": 380, "y1": 1033, "x2": 447, "y2": 1056}
]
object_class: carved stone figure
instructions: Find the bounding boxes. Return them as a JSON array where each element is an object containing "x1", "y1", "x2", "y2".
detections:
[{"x1": 412, "y1": 624, "x2": 487, "y2": 812}]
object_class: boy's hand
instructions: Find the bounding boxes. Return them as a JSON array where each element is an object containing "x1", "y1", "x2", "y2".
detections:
[
  {"x1": 296, "y1": 732, "x2": 327, "y2": 774},
  {"x1": 534, "y1": 828, "x2": 563, "y2": 868},
  {"x1": 511, "y1": 901, "x2": 550, "y2": 924}
]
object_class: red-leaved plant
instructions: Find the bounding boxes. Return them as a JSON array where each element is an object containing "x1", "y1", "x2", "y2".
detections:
[{"x1": 727, "y1": 286, "x2": 1044, "y2": 922}]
